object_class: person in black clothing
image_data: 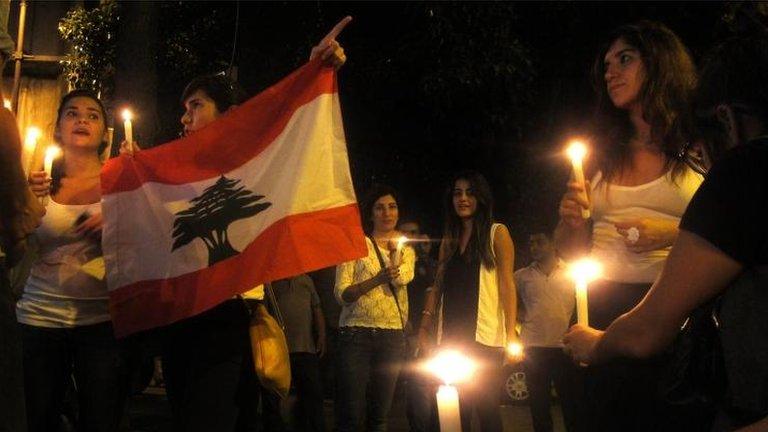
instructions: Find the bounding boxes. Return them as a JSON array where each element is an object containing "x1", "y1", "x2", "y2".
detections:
[
  {"x1": 564, "y1": 34, "x2": 768, "y2": 430},
  {"x1": 397, "y1": 219, "x2": 439, "y2": 432},
  {"x1": 419, "y1": 171, "x2": 521, "y2": 432}
]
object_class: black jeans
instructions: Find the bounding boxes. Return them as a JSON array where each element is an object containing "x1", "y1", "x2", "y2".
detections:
[
  {"x1": 161, "y1": 299, "x2": 260, "y2": 432},
  {"x1": 454, "y1": 342, "x2": 504, "y2": 432},
  {"x1": 584, "y1": 280, "x2": 664, "y2": 431},
  {"x1": 335, "y1": 327, "x2": 405, "y2": 432},
  {"x1": 0, "y1": 263, "x2": 26, "y2": 432},
  {"x1": 21, "y1": 321, "x2": 129, "y2": 432},
  {"x1": 290, "y1": 352, "x2": 325, "y2": 431},
  {"x1": 524, "y1": 347, "x2": 582, "y2": 432}
]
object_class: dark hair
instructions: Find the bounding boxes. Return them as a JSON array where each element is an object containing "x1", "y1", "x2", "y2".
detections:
[
  {"x1": 694, "y1": 34, "x2": 768, "y2": 162},
  {"x1": 697, "y1": 35, "x2": 768, "y2": 124},
  {"x1": 181, "y1": 73, "x2": 243, "y2": 113},
  {"x1": 592, "y1": 21, "x2": 697, "y2": 182},
  {"x1": 51, "y1": 89, "x2": 108, "y2": 195},
  {"x1": 440, "y1": 170, "x2": 495, "y2": 270},
  {"x1": 359, "y1": 184, "x2": 400, "y2": 235}
]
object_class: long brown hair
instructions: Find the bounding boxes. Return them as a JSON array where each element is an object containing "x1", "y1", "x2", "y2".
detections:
[
  {"x1": 592, "y1": 20, "x2": 697, "y2": 182},
  {"x1": 439, "y1": 171, "x2": 496, "y2": 271}
]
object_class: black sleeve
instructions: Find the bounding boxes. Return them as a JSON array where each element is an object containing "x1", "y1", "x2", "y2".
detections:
[{"x1": 680, "y1": 143, "x2": 768, "y2": 266}]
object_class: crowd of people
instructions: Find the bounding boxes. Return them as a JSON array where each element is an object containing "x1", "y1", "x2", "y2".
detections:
[{"x1": 2, "y1": 5, "x2": 768, "y2": 432}]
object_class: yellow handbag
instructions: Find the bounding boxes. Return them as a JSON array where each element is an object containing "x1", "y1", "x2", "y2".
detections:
[{"x1": 248, "y1": 283, "x2": 291, "y2": 399}]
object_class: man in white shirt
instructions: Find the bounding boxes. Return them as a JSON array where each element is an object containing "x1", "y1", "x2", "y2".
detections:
[{"x1": 515, "y1": 230, "x2": 580, "y2": 432}]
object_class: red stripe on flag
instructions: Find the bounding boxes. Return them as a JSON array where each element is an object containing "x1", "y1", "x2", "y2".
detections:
[
  {"x1": 101, "y1": 59, "x2": 337, "y2": 194},
  {"x1": 109, "y1": 204, "x2": 366, "y2": 338}
]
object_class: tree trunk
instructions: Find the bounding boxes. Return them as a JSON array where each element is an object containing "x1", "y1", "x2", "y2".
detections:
[{"x1": 112, "y1": 1, "x2": 159, "y2": 152}]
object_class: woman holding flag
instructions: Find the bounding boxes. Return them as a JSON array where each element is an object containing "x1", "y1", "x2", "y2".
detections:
[
  {"x1": 119, "y1": 17, "x2": 352, "y2": 432},
  {"x1": 22, "y1": 89, "x2": 129, "y2": 432}
]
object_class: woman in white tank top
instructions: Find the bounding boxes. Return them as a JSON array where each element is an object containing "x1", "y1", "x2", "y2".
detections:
[
  {"x1": 21, "y1": 90, "x2": 128, "y2": 432},
  {"x1": 555, "y1": 21, "x2": 702, "y2": 431}
]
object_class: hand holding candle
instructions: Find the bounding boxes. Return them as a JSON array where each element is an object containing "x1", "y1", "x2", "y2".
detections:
[
  {"x1": 566, "y1": 140, "x2": 591, "y2": 219},
  {"x1": 568, "y1": 258, "x2": 602, "y2": 326}
]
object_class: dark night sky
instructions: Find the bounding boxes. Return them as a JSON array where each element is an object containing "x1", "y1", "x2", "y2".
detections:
[{"x1": 150, "y1": 2, "x2": 731, "y2": 265}]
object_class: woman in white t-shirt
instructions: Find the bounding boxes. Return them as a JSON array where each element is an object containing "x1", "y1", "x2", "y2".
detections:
[
  {"x1": 555, "y1": 21, "x2": 702, "y2": 431},
  {"x1": 21, "y1": 89, "x2": 127, "y2": 432}
]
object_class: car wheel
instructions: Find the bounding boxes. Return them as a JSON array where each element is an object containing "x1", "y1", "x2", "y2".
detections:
[{"x1": 504, "y1": 369, "x2": 529, "y2": 404}]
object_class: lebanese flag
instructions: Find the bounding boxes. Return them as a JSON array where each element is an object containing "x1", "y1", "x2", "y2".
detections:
[{"x1": 101, "y1": 60, "x2": 367, "y2": 337}]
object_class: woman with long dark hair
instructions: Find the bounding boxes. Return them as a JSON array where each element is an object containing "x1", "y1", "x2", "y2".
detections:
[
  {"x1": 334, "y1": 184, "x2": 415, "y2": 432},
  {"x1": 22, "y1": 89, "x2": 129, "y2": 432},
  {"x1": 419, "y1": 171, "x2": 519, "y2": 432},
  {"x1": 556, "y1": 21, "x2": 703, "y2": 430}
]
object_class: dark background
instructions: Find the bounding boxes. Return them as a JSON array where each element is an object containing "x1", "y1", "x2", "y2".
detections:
[{"x1": 66, "y1": 2, "x2": 764, "y2": 264}]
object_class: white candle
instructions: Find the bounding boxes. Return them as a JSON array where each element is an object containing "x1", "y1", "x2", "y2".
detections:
[
  {"x1": 566, "y1": 140, "x2": 590, "y2": 219},
  {"x1": 42, "y1": 145, "x2": 61, "y2": 206},
  {"x1": 437, "y1": 385, "x2": 461, "y2": 432},
  {"x1": 425, "y1": 350, "x2": 476, "y2": 432},
  {"x1": 575, "y1": 281, "x2": 589, "y2": 326},
  {"x1": 22, "y1": 126, "x2": 41, "y2": 177},
  {"x1": 122, "y1": 109, "x2": 134, "y2": 150},
  {"x1": 568, "y1": 259, "x2": 602, "y2": 326},
  {"x1": 392, "y1": 235, "x2": 407, "y2": 267}
]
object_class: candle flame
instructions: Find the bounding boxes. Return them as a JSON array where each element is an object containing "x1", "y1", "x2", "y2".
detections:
[
  {"x1": 397, "y1": 235, "x2": 408, "y2": 248},
  {"x1": 425, "y1": 350, "x2": 476, "y2": 385},
  {"x1": 507, "y1": 341, "x2": 524, "y2": 358},
  {"x1": 25, "y1": 127, "x2": 42, "y2": 148},
  {"x1": 566, "y1": 140, "x2": 588, "y2": 163},
  {"x1": 121, "y1": 108, "x2": 133, "y2": 121},
  {"x1": 3, "y1": 99, "x2": 11, "y2": 110},
  {"x1": 568, "y1": 258, "x2": 602, "y2": 284},
  {"x1": 45, "y1": 145, "x2": 62, "y2": 161}
]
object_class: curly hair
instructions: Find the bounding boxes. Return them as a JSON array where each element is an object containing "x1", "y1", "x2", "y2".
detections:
[{"x1": 591, "y1": 20, "x2": 698, "y2": 182}]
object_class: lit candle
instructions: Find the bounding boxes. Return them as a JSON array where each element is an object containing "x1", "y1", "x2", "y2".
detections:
[
  {"x1": 392, "y1": 235, "x2": 408, "y2": 267},
  {"x1": 122, "y1": 108, "x2": 134, "y2": 152},
  {"x1": 507, "y1": 341, "x2": 524, "y2": 359},
  {"x1": 568, "y1": 258, "x2": 602, "y2": 326},
  {"x1": 566, "y1": 140, "x2": 591, "y2": 219},
  {"x1": 425, "y1": 350, "x2": 476, "y2": 432},
  {"x1": 42, "y1": 145, "x2": 62, "y2": 206},
  {"x1": 22, "y1": 126, "x2": 41, "y2": 177},
  {"x1": 3, "y1": 98, "x2": 11, "y2": 110}
]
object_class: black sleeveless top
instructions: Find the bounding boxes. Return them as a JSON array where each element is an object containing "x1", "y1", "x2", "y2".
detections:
[{"x1": 441, "y1": 249, "x2": 481, "y2": 345}]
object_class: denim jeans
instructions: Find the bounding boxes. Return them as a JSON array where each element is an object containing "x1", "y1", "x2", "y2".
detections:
[
  {"x1": 335, "y1": 327, "x2": 405, "y2": 432},
  {"x1": 21, "y1": 321, "x2": 130, "y2": 432}
]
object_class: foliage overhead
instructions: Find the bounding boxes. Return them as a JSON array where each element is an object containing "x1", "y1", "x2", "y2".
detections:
[{"x1": 58, "y1": 0, "x2": 117, "y2": 99}]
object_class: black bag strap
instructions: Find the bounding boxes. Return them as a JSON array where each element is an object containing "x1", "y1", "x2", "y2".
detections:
[{"x1": 368, "y1": 236, "x2": 408, "y2": 333}]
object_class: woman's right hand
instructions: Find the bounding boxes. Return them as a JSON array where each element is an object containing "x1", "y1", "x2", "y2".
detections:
[
  {"x1": 28, "y1": 170, "x2": 51, "y2": 198},
  {"x1": 558, "y1": 180, "x2": 591, "y2": 228}
]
